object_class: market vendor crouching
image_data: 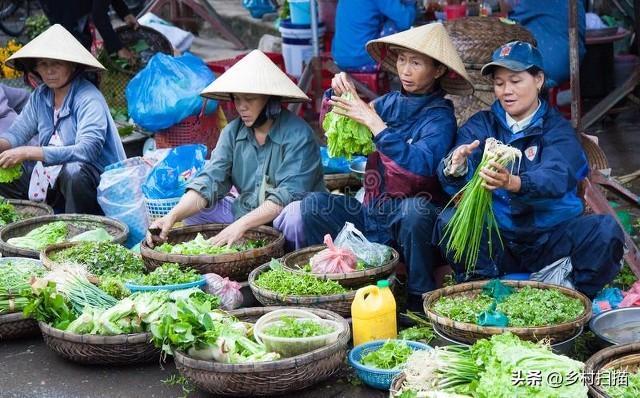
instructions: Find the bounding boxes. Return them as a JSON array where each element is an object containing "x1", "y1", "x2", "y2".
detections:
[
  {"x1": 434, "y1": 41, "x2": 624, "y2": 298},
  {"x1": 0, "y1": 24, "x2": 126, "y2": 214},
  {"x1": 146, "y1": 50, "x2": 325, "y2": 249},
  {"x1": 301, "y1": 23, "x2": 474, "y2": 311}
]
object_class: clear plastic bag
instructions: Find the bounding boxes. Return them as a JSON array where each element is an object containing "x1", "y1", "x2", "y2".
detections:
[
  {"x1": 203, "y1": 273, "x2": 244, "y2": 310},
  {"x1": 334, "y1": 222, "x2": 391, "y2": 267},
  {"x1": 529, "y1": 256, "x2": 575, "y2": 289},
  {"x1": 309, "y1": 234, "x2": 357, "y2": 273}
]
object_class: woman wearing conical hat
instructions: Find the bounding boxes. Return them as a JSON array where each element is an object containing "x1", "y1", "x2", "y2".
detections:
[
  {"x1": 301, "y1": 23, "x2": 473, "y2": 312},
  {"x1": 0, "y1": 24, "x2": 126, "y2": 214},
  {"x1": 147, "y1": 50, "x2": 325, "y2": 249}
]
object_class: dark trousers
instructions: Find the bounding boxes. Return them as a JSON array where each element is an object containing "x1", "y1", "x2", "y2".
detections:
[
  {"x1": 0, "y1": 161, "x2": 103, "y2": 215},
  {"x1": 434, "y1": 208, "x2": 625, "y2": 298},
  {"x1": 301, "y1": 193, "x2": 442, "y2": 295}
]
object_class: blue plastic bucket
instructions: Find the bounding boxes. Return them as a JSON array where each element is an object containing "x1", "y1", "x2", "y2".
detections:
[{"x1": 289, "y1": 0, "x2": 311, "y2": 25}]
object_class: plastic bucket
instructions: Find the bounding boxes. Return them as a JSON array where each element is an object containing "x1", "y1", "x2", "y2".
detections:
[
  {"x1": 289, "y1": 0, "x2": 311, "y2": 25},
  {"x1": 445, "y1": 4, "x2": 467, "y2": 21},
  {"x1": 279, "y1": 19, "x2": 325, "y2": 77}
]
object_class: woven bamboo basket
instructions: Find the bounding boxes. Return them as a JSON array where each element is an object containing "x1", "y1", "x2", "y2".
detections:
[
  {"x1": 174, "y1": 306, "x2": 350, "y2": 396},
  {"x1": 0, "y1": 312, "x2": 39, "y2": 340},
  {"x1": 324, "y1": 173, "x2": 362, "y2": 191},
  {"x1": 0, "y1": 214, "x2": 129, "y2": 259},
  {"x1": 424, "y1": 280, "x2": 592, "y2": 345},
  {"x1": 281, "y1": 244, "x2": 399, "y2": 288},
  {"x1": 585, "y1": 343, "x2": 640, "y2": 398},
  {"x1": 389, "y1": 372, "x2": 407, "y2": 398},
  {"x1": 581, "y1": 133, "x2": 609, "y2": 171},
  {"x1": 39, "y1": 322, "x2": 160, "y2": 365},
  {"x1": 7, "y1": 199, "x2": 54, "y2": 220},
  {"x1": 140, "y1": 224, "x2": 285, "y2": 281},
  {"x1": 248, "y1": 262, "x2": 396, "y2": 317}
]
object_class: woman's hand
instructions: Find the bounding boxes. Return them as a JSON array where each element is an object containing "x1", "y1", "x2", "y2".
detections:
[
  {"x1": 124, "y1": 14, "x2": 139, "y2": 29},
  {"x1": 146, "y1": 214, "x2": 177, "y2": 247},
  {"x1": 329, "y1": 92, "x2": 387, "y2": 136},
  {"x1": 479, "y1": 160, "x2": 521, "y2": 192},
  {"x1": 449, "y1": 140, "x2": 480, "y2": 173},
  {"x1": 208, "y1": 221, "x2": 249, "y2": 247},
  {"x1": 331, "y1": 72, "x2": 356, "y2": 96},
  {"x1": 0, "y1": 147, "x2": 37, "y2": 168}
]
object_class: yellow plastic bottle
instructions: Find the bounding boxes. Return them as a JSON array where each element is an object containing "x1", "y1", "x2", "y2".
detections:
[{"x1": 351, "y1": 280, "x2": 397, "y2": 346}]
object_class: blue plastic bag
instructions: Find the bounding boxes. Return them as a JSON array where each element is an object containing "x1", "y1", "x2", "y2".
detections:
[
  {"x1": 592, "y1": 287, "x2": 624, "y2": 315},
  {"x1": 126, "y1": 52, "x2": 218, "y2": 131},
  {"x1": 320, "y1": 146, "x2": 366, "y2": 174},
  {"x1": 142, "y1": 144, "x2": 208, "y2": 200},
  {"x1": 242, "y1": 0, "x2": 276, "y2": 18}
]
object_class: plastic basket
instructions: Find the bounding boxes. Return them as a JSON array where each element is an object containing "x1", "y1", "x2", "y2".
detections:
[
  {"x1": 144, "y1": 196, "x2": 181, "y2": 222},
  {"x1": 154, "y1": 108, "x2": 222, "y2": 154},
  {"x1": 348, "y1": 340, "x2": 432, "y2": 390},
  {"x1": 125, "y1": 276, "x2": 206, "y2": 292}
]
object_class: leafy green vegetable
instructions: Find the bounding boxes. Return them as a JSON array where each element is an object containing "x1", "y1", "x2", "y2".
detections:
[
  {"x1": 7, "y1": 221, "x2": 68, "y2": 251},
  {"x1": 263, "y1": 316, "x2": 334, "y2": 338},
  {"x1": 610, "y1": 263, "x2": 638, "y2": 291},
  {"x1": 323, "y1": 92, "x2": 375, "y2": 159},
  {"x1": 0, "y1": 261, "x2": 45, "y2": 314},
  {"x1": 51, "y1": 242, "x2": 145, "y2": 277},
  {"x1": 0, "y1": 198, "x2": 20, "y2": 226},
  {"x1": 98, "y1": 275, "x2": 131, "y2": 299},
  {"x1": 255, "y1": 260, "x2": 347, "y2": 296},
  {"x1": 432, "y1": 286, "x2": 584, "y2": 327},
  {"x1": 157, "y1": 233, "x2": 267, "y2": 256},
  {"x1": 603, "y1": 369, "x2": 640, "y2": 398},
  {"x1": 132, "y1": 263, "x2": 200, "y2": 286},
  {"x1": 361, "y1": 340, "x2": 412, "y2": 370},
  {"x1": 398, "y1": 311, "x2": 435, "y2": 343},
  {"x1": 24, "y1": 281, "x2": 77, "y2": 330},
  {"x1": 69, "y1": 228, "x2": 112, "y2": 242},
  {"x1": 0, "y1": 164, "x2": 23, "y2": 183},
  {"x1": 130, "y1": 39, "x2": 150, "y2": 53}
]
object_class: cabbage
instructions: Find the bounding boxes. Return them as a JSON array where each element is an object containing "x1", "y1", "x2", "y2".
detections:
[{"x1": 323, "y1": 92, "x2": 375, "y2": 160}]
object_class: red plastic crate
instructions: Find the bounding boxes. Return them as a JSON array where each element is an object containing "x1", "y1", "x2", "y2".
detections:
[{"x1": 154, "y1": 108, "x2": 224, "y2": 155}]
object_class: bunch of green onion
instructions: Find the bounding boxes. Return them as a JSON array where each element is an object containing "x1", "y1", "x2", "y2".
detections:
[{"x1": 441, "y1": 138, "x2": 522, "y2": 274}]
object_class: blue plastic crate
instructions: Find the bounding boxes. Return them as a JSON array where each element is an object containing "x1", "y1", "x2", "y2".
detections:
[{"x1": 348, "y1": 339, "x2": 432, "y2": 390}]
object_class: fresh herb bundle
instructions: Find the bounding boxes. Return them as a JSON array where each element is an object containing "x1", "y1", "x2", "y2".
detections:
[
  {"x1": 361, "y1": 340, "x2": 412, "y2": 370},
  {"x1": 263, "y1": 316, "x2": 334, "y2": 338},
  {"x1": 51, "y1": 242, "x2": 145, "y2": 277},
  {"x1": 441, "y1": 138, "x2": 522, "y2": 273},
  {"x1": 323, "y1": 92, "x2": 375, "y2": 159},
  {"x1": 133, "y1": 263, "x2": 200, "y2": 286},
  {"x1": 255, "y1": 260, "x2": 347, "y2": 296},
  {"x1": 156, "y1": 233, "x2": 267, "y2": 256},
  {"x1": 0, "y1": 198, "x2": 20, "y2": 226}
]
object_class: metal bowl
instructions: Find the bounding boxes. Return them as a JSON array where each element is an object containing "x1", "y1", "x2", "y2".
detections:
[
  {"x1": 589, "y1": 307, "x2": 640, "y2": 346},
  {"x1": 349, "y1": 159, "x2": 366, "y2": 181}
]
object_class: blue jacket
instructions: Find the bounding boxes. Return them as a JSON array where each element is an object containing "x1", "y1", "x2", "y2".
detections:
[
  {"x1": 0, "y1": 77, "x2": 126, "y2": 172},
  {"x1": 332, "y1": 0, "x2": 416, "y2": 70},
  {"x1": 365, "y1": 89, "x2": 456, "y2": 205},
  {"x1": 438, "y1": 100, "x2": 589, "y2": 237}
]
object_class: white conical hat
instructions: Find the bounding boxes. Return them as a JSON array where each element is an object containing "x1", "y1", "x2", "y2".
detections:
[
  {"x1": 201, "y1": 50, "x2": 309, "y2": 103},
  {"x1": 5, "y1": 24, "x2": 105, "y2": 71},
  {"x1": 366, "y1": 23, "x2": 473, "y2": 96}
]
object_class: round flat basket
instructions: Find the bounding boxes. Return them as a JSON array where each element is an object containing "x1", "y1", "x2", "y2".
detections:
[
  {"x1": 248, "y1": 262, "x2": 397, "y2": 317},
  {"x1": 7, "y1": 199, "x2": 54, "y2": 220},
  {"x1": 447, "y1": 68, "x2": 496, "y2": 125},
  {"x1": 39, "y1": 322, "x2": 160, "y2": 365},
  {"x1": 585, "y1": 343, "x2": 640, "y2": 398},
  {"x1": 324, "y1": 173, "x2": 361, "y2": 191},
  {"x1": 0, "y1": 312, "x2": 39, "y2": 340},
  {"x1": 0, "y1": 214, "x2": 129, "y2": 259},
  {"x1": 423, "y1": 280, "x2": 592, "y2": 345},
  {"x1": 140, "y1": 224, "x2": 285, "y2": 281},
  {"x1": 174, "y1": 306, "x2": 350, "y2": 396},
  {"x1": 281, "y1": 244, "x2": 398, "y2": 288}
]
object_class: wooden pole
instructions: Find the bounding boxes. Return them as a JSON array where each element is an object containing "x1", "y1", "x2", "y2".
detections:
[{"x1": 569, "y1": 0, "x2": 582, "y2": 131}]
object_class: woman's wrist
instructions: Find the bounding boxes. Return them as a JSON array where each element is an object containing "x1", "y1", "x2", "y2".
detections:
[
  {"x1": 368, "y1": 115, "x2": 387, "y2": 136},
  {"x1": 506, "y1": 175, "x2": 522, "y2": 193}
]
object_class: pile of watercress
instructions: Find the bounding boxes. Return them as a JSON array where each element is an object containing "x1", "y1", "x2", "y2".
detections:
[
  {"x1": 360, "y1": 340, "x2": 412, "y2": 370},
  {"x1": 262, "y1": 316, "x2": 334, "y2": 338},
  {"x1": 133, "y1": 263, "x2": 200, "y2": 286}
]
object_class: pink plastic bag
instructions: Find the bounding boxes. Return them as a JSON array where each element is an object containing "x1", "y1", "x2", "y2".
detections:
[
  {"x1": 309, "y1": 234, "x2": 357, "y2": 273},
  {"x1": 620, "y1": 281, "x2": 640, "y2": 308},
  {"x1": 203, "y1": 273, "x2": 244, "y2": 310}
]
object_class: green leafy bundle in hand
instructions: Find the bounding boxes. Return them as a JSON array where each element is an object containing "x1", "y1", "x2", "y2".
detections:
[
  {"x1": 0, "y1": 164, "x2": 22, "y2": 183},
  {"x1": 323, "y1": 92, "x2": 375, "y2": 160}
]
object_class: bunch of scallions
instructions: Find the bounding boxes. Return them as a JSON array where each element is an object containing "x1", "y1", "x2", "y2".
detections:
[{"x1": 441, "y1": 138, "x2": 522, "y2": 274}]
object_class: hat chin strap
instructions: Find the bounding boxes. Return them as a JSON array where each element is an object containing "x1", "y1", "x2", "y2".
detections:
[{"x1": 252, "y1": 96, "x2": 282, "y2": 129}]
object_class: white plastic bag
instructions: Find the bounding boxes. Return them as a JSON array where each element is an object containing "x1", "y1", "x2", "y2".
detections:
[
  {"x1": 203, "y1": 273, "x2": 244, "y2": 310},
  {"x1": 334, "y1": 222, "x2": 391, "y2": 267},
  {"x1": 529, "y1": 257, "x2": 575, "y2": 289}
]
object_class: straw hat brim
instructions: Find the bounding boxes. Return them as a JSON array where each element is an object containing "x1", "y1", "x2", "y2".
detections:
[
  {"x1": 201, "y1": 50, "x2": 309, "y2": 103},
  {"x1": 5, "y1": 24, "x2": 105, "y2": 72},
  {"x1": 366, "y1": 23, "x2": 474, "y2": 96}
]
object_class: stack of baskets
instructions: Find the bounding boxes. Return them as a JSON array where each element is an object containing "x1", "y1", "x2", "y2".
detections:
[{"x1": 443, "y1": 17, "x2": 537, "y2": 125}]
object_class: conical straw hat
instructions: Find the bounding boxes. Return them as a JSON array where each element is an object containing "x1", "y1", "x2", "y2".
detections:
[
  {"x1": 201, "y1": 50, "x2": 309, "y2": 103},
  {"x1": 5, "y1": 24, "x2": 105, "y2": 72},
  {"x1": 366, "y1": 23, "x2": 473, "y2": 96}
]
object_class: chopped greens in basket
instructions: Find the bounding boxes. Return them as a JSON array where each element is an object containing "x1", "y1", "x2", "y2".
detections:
[
  {"x1": 7, "y1": 221, "x2": 68, "y2": 251},
  {"x1": 263, "y1": 316, "x2": 334, "y2": 338},
  {"x1": 300, "y1": 259, "x2": 366, "y2": 273},
  {"x1": 132, "y1": 263, "x2": 200, "y2": 286},
  {"x1": 603, "y1": 369, "x2": 640, "y2": 398},
  {"x1": 432, "y1": 286, "x2": 584, "y2": 327},
  {"x1": 50, "y1": 241, "x2": 145, "y2": 277},
  {"x1": 398, "y1": 311, "x2": 435, "y2": 343},
  {"x1": 156, "y1": 233, "x2": 267, "y2": 255},
  {"x1": 361, "y1": 340, "x2": 412, "y2": 370},
  {"x1": 255, "y1": 260, "x2": 347, "y2": 296}
]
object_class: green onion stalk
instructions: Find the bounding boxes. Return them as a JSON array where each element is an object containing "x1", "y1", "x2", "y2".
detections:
[{"x1": 441, "y1": 138, "x2": 522, "y2": 274}]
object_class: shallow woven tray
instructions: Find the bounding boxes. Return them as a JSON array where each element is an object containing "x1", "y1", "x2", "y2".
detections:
[
  {"x1": 324, "y1": 173, "x2": 361, "y2": 191},
  {"x1": 0, "y1": 214, "x2": 129, "y2": 259},
  {"x1": 281, "y1": 244, "x2": 398, "y2": 288},
  {"x1": 39, "y1": 322, "x2": 160, "y2": 365},
  {"x1": 0, "y1": 312, "x2": 39, "y2": 340},
  {"x1": 7, "y1": 199, "x2": 54, "y2": 220},
  {"x1": 248, "y1": 262, "x2": 396, "y2": 317},
  {"x1": 140, "y1": 224, "x2": 285, "y2": 281},
  {"x1": 424, "y1": 280, "x2": 592, "y2": 345},
  {"x1": 174, "y1": 306, "x2": 350, "y2": 396},
  {"x1": 585, "y1": 343, "x2": 640, "y2": 398},
  {"x1": 111, "y1": 25, "x2": 173, "y2": 75}
]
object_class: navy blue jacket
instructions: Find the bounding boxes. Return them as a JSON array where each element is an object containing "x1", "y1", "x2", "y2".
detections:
[{"x1": 438, "y1": 100, "x2": 589, "y2": 237}]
